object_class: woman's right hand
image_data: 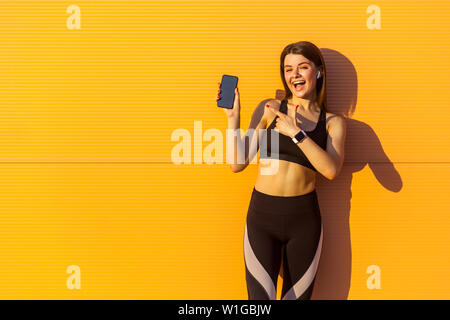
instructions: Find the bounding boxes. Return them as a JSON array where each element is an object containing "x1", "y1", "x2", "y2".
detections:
[{"x1": 217, "y1": 82, "x2": 240, "y2": 120}]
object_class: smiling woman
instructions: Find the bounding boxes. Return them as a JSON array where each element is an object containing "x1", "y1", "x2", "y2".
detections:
[{"x1": 218, "y1": 40, "x2": 347, "y2": 300}]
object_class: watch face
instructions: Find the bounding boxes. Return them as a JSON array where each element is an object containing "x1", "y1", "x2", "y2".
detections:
[{"x1": 295, "y1": 130, "x2": 306, "y2": 141}]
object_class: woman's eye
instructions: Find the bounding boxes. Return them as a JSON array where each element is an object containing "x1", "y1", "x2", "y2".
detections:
[{"x1": 285, "y1": 68, "x2": 307, "y2": 71}]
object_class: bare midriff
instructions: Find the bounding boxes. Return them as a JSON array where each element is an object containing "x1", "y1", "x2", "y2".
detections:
[{"x1": 254, "y1": 158, "x2": 317, "y2": 197}]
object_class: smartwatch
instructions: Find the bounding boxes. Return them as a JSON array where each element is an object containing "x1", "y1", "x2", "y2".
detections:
[{"x1": 292, "y1": 129, "x2": 307, "y2": 144}]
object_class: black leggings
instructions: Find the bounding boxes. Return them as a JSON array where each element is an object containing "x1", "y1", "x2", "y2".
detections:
[{"x1": 244, "y1": 187, "x2": 323, "y2": 300}]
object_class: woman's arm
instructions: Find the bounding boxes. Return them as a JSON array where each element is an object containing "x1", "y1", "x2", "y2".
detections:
[
  {"x1": 292, "y1": 114, "x2": 347, "y2": 180},
  {"x1": 227, "y1": 99, "x2": 275, "y2": 173}
]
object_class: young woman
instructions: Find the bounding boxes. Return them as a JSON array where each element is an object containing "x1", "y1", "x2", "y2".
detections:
[{"x1": 217, "y1": 41, "x2": 346, "y2": 300}]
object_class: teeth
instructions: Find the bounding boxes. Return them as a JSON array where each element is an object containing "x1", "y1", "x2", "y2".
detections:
[{"x1": 293, "y1": 81, "x2": 305, "y2": 85}]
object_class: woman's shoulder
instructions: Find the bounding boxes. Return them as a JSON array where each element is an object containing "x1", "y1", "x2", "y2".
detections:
[
  {"x1": 325, "y1": 111, "x2": 346, "y2": 133},
  {"x1": 248, "y1": 98, "x2": 281, "y2": 130},
  {"x1": 256, "y1": 98, "x2": 281, "y2": 111},
  {"x1": 262, "y1": 98, "x2": 282, "y2": 125},
  {"x1": 251, "y1": 98, "x2": 281, "y2": 121}
]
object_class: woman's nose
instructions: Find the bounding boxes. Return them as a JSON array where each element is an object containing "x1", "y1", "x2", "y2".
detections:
[{"x1": 293, "y1": 69, "x2": 301, "y2": 77}]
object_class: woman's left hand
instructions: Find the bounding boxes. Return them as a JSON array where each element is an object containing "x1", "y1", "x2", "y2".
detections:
[{"x1": 266, "y1": 104, "x2": 302, "y2": 139}]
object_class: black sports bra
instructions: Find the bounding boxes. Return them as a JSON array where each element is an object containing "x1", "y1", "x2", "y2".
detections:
[{"x1": 259, "y1": 99, "x2": 328, "y2": 171}]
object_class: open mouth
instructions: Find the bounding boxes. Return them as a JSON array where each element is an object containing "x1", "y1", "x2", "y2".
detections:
[{"x1": 292, "y1": 80, "x2": 305, "y2": 90}]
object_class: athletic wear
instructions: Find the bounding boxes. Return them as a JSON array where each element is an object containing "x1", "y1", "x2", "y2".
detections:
[
  {"x1": 244, "y1": 187, "x2": 323, "y2": 300},
  {"x1": 259, "y1": 99, "x2": 327, "y2": 171}
]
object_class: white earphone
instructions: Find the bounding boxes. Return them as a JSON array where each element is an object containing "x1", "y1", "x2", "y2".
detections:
[{"x1": 317, "y1": 71, "x2": 321, "y2": 79}]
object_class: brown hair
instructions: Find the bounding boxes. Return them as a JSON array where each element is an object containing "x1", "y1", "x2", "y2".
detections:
[{"x1": 280, "y1": 41, "x2": 328, "y2": 112}]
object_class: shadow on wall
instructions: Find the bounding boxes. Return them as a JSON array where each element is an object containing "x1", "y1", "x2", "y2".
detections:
[{"x1": 276, "y1": 48, "x2": 403, "y2": 300}]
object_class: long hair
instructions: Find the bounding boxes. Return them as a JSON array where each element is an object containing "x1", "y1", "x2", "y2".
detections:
[{"x1": 280, "y1": 41, "x2": 328, "y2": 112}]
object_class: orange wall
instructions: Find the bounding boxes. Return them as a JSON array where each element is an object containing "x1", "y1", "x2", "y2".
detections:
[{"x1": 0, "y1": 0, "x2": 449, "y2": 299}]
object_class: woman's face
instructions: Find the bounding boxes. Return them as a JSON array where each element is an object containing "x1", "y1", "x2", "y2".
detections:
[{"x1": 283, "y1": 54, "x2": 321, "y2": 99}]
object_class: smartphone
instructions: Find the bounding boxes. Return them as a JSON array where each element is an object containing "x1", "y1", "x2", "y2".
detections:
[{"x1": 217, "y1": 74, "x2": 238, "y2": 109}]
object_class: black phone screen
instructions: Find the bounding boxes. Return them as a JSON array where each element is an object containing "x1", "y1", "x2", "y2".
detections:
[{"x1": 217, "y1": 75, "x2": 238, "y2": 109}]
